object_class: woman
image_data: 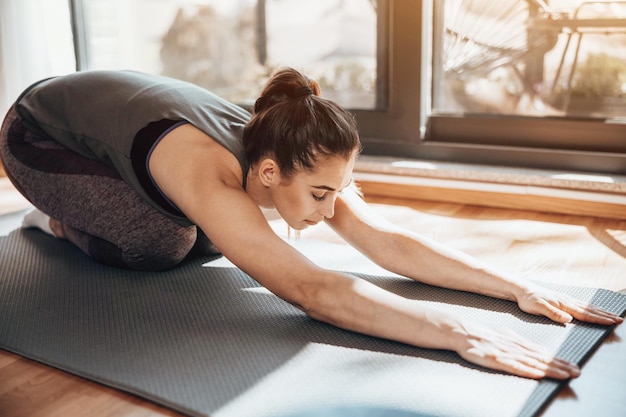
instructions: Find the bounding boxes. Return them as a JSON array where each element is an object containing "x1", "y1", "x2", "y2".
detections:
[{"x1": 0, "y1": 68, "x2": 621, "y2": 380}]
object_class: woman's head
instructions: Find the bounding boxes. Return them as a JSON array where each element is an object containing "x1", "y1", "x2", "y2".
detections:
[{"x1": 243, "y1": 67, "x2": 361, "y2": 180}]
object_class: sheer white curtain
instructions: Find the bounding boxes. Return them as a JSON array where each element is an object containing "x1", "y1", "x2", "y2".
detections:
[{"x1": 0, "y1": 0, "x2": 75, "y2": 117}]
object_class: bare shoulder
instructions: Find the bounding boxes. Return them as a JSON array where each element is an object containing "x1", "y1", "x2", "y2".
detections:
[
  {"x1": 148, "y1": 123, "x2": 244, "y2": 203},
  {"x1": 149, "y1": 125, "x2": 319, "y2": 299},
  {"x1": 327, "y1": 185, "x2": 398, "y2": 242}
]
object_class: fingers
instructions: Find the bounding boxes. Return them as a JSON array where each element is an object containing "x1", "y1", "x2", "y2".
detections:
[
  {"x1": 458, "y1": 327, "x2": 580, "y2": 380},
  {"x1": 543, "y1": 297, "x2": 624, "y2": 325},
  {"x1": 520, "y1": 289, "x2": 624, "y2": 326},
  {"x1": 562, "y1": 301, "x2": 624, "y2": 325},
  {"x1": 539, "y1": 300, "x2": 573, "y2": 324},
  {"x1": 495, "y1": 350, "x2": 580, "y2": 380}
]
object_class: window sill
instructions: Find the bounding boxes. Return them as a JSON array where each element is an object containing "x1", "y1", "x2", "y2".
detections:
[{"x1": 353, "y1": 156, "x2": 626, "y2": 220}]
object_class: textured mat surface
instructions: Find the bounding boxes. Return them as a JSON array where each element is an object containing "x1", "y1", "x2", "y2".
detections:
[{"x1": 1, "y1": 223, "x2": 625, "y2": 417}]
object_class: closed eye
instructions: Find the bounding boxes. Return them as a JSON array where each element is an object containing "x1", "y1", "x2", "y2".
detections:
[{"x1": 312, "y1": 193, "x2": 327, "y2": 201}]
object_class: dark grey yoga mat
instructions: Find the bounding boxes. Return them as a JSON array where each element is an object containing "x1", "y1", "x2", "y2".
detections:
[{"x1": 1, "y1": 218, "x2": 625, "y2": 417}]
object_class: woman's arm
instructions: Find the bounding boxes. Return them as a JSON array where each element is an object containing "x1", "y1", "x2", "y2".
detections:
[
  {"x1": 326, "y1": 187, "x2": 623, "y2": 326},
  {"x1": 179, "y1": 180, "x2": 580, "y2": 380},
  {"x1": 147, "y1": 128, "x2": 585, "y2": 379}
]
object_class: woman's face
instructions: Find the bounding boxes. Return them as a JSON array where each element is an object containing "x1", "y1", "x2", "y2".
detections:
[{"x1": 271, "y1": 152, "x2": 356, "y2": 230}]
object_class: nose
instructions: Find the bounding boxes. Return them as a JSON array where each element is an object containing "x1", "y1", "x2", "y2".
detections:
[{"x1": 319, "y1": 195, "x2": 336, "y2": 219}]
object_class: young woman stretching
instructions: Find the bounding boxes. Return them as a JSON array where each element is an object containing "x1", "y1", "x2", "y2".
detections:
[{"x1": 0, "y1": 68, "x2": 621, "y2": 380}]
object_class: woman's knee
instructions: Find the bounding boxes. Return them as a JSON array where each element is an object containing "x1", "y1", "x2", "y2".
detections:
[
  {"x1": 122, "y1": 249, "x2": 189, "y2": 271},
  {"x1": 79, "y1": 224, "x2": 197, "y2": 272},
  {"x1": 120, "y1": 230, "x2": 197, "y2": 271}
]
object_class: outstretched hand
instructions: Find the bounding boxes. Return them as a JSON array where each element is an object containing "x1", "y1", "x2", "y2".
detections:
[
  {"x1": 515, "y1": 283, "x2": 624, "y2": 325},
  {"x1": 454, "y1": 322, "x2": 581, "y2": 380},
  {"x1": 453, "y1": 283, "x2": 623, "y2": 379}
]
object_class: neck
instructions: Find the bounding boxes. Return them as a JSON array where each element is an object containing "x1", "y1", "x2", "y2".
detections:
[{"x1": 245, "y1": 169, "x2": 274, "y2": 209}]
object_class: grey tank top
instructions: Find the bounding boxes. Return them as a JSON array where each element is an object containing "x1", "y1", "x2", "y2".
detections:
[{"x1": 15, "y1": 70, "x2": 251, "y2": 226}]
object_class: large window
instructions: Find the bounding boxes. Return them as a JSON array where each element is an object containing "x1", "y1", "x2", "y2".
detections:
[
  {"x1": 72, "y1": 0, "x2": 380, "y2": 109},
  {"x1": 70, "y1": 0, "x2": 626, "y2": 174}
]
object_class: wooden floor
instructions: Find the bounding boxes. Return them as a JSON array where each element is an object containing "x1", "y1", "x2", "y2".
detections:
[{"x1": 1, "y1": 176, "x2": 626, "y2": 417}]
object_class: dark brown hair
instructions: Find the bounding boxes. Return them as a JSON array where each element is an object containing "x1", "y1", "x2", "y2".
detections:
[{"x1": 243, "y1": 67, "x2": 361, "y2": 179}]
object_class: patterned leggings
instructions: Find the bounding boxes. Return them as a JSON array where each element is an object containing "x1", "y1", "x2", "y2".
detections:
[{"x1": 0, "y1": 106, "x2": 218, "y2": 271}]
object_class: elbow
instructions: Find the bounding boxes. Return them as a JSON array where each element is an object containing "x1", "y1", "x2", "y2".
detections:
[
  {"x1": 290, "y1": 282, "x2": 328, "y2": 321},
  {"x1": 287, "y1": 271, "x2": 356, "y2": 327}
]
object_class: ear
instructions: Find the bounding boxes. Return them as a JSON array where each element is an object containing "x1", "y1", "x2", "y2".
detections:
[{"x1": 258, "y1": 158, "x2": 280, "y2": 187}]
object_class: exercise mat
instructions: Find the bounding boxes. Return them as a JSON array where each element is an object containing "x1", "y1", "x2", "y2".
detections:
[{"x1": 1, "y1": 222, "x2": 625, "y2": 417}]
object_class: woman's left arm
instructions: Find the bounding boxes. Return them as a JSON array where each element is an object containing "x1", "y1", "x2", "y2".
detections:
[{"x1": 326, "y1": 187, "x2": 623, "y2": 326}]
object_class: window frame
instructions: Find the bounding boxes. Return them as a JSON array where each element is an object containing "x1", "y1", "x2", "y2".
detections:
[{"x1": 352, "y1": 0, "x2": 626, "y2": 175}]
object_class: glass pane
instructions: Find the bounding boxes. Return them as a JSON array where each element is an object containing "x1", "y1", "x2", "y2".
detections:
[
  {"x1": 432, "y1": 0, "x2": 626, "y2": 119},
  {"x1": 78, "y1": 0, "x2": 379, "y2": 109}
]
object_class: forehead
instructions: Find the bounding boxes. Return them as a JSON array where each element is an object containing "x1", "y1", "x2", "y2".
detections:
[{"x1": 295, "y1": 154, "x2": 355, "y2": 189}]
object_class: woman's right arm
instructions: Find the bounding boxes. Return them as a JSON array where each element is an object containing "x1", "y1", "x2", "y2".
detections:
[{"x1": 147, "y1": 127, "x2": 580, "y2": 380}]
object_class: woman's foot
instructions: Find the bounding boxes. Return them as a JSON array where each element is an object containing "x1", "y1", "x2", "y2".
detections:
[{"x1": 22, "y1": 209, "x2": 64, "y2": 238}]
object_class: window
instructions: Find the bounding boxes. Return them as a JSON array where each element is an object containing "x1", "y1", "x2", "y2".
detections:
[
  {"x1": 71, "y1": 0, "x2": 380, "y2": 109},
  {"x1": 0, "y1": 0, "x2": 74, "y2": 116},
  {"x1": 355, "y1": 0, "x2": 626, "y2": 175},
  {"x1": 70, "y1": 0, "x2": 626, "y2": 174},
  {"x1": 435, "y1": 0, "x2": 626, "y2": 119}
]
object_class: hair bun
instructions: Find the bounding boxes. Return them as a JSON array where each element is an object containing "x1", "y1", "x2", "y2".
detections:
[
  {"x1": 254, "y1": 68, "x2": 321, "y2": 114},
  {"x1": 294, "y1": 85, "x2": 314, "y2": 98}
]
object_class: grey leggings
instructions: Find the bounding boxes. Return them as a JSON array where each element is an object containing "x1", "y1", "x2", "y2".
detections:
[{"x1": 0, "y1": 106, "x2": 219, "y2": 271}]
